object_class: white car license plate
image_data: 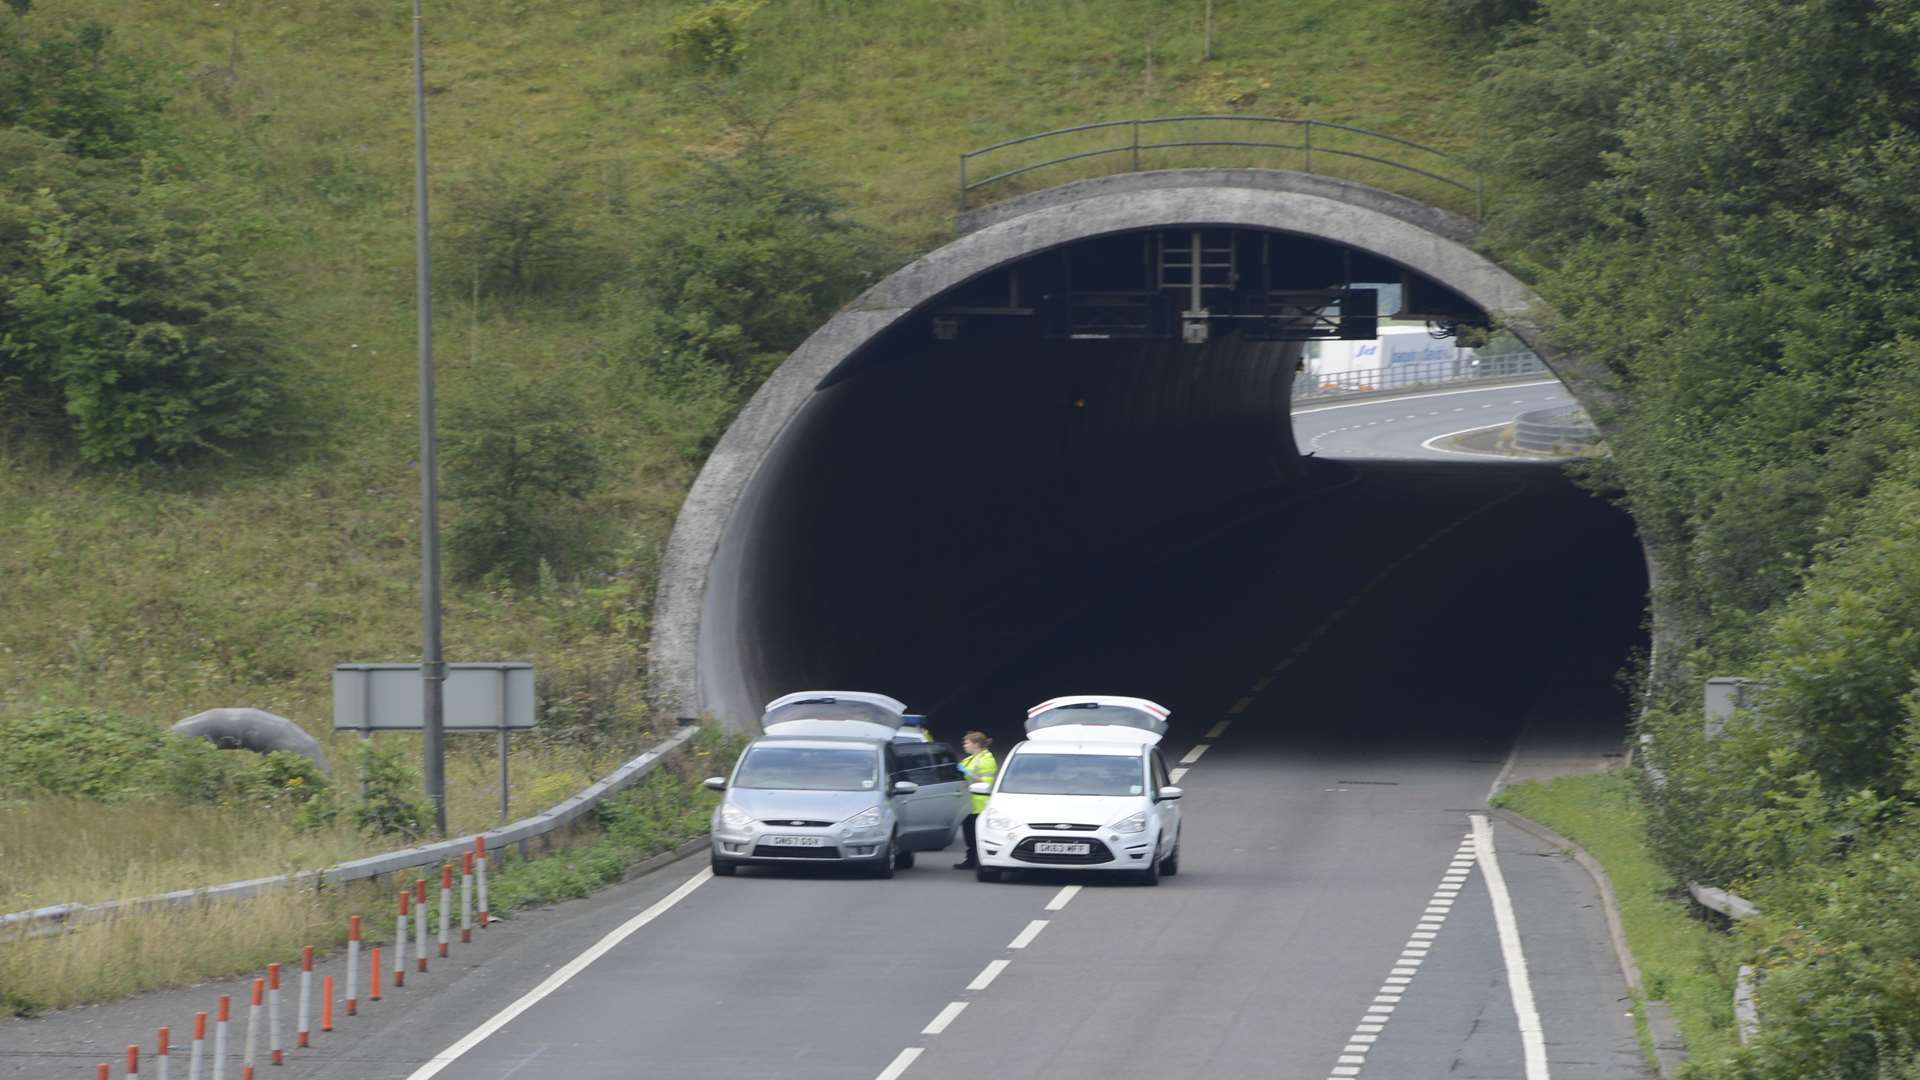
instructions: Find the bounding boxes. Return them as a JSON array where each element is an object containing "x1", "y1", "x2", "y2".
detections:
[
  {"x1": 1035, "y1": 841, "x2": 1091, "y2": 855},
  {"x1": 764, "y1": 835, "x2": 827, "y2": 848}
]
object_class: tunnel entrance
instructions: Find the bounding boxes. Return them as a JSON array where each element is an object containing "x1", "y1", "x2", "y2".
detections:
[{"x1": 652, "y1": 169, "x2": 1625, "y2": 732}]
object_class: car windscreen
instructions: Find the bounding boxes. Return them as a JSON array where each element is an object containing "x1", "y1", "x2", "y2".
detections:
[
  {"x1": 998, "y1": 753, "x2": 1144, "y2": 797},
  {"x1": 733, "y1": 746, "x2": 880, "y2": 791}
]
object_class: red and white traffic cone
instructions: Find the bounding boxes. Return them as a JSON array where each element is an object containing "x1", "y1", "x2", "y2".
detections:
[
  {"x1": 125, "y1": 1044, "x2": 139, "y2": 1079},
  {"x1": 213, "y1": 995, "x2": 231, "y2": 1080},
  {"x1": 475, "y1": 837, "x2": 490, "y2": 928},
  {"x1": 345, "y1": 916, "x2": 362, "y2": 1016},
  {"x1": 321, "y1": 975, "x2": 334, "y2": 1034},
  {"x1": 460, "y1": 853, "x2": 474, "y2": 943},
  {"x1": 414, "y1": 878, "x2": 429, "y2": 973},
  {"x1": 438, "y1": 864, "x2": 453, "y2": 958},
  {"x1": 156, "y1": 1027, "x2": 170, "y2": 1080},
  {"x1": 241, "y1": 977, "x2": 263, "y2": 1080},
  {"x1": 296, "y1": 946, "x2": 313, "y2": 1049},
  {"x1": 266, "y1": 963, "x2": 283, "y2": 1066},
  {"x1": 393, "y1": 891, "x2": 409, "y2": 988},
  {"x1": 188, "y1": 1012, "x2": 207, "y2": 1080},
  {"x1": 369, "y1": 947, "x2": 382, "y2": 1003}
]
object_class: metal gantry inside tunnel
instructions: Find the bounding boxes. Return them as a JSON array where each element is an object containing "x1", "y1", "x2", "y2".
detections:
[
  {"x1": 653, "y1": 171, "x2": 1580, "y2": 731},
  {"x1": 837, "y1": 228, "x2": 1487, "y2": 376}
]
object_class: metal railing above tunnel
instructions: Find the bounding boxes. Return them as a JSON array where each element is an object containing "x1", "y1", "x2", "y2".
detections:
[{"x1": 959, "y1": 116, "x2": 1482, "y2": 220}]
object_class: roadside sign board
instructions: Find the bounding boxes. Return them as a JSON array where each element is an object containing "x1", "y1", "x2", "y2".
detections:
[{"x1": 332, "y1": 663, "x2": 536, "y2": 732}]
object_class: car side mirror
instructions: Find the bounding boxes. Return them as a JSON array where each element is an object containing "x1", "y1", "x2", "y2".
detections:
[
  {"x1": 892, "y1": 780, "x2": 920, "y2": 795},
  {"x1": 969, "y1": 782, "x2": 992, "y2": 797},
  {"x1": 1157, "y1": 785, "x2": 1184, "y2": 800},
  {"x1": 703, "y1": 776, "x2": 727, "y2": 791}
]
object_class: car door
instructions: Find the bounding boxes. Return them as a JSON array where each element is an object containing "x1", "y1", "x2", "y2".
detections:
[
  {"x1": 1149, "y1": 748, "x2": 1180, "y2": 857},
  {"x1": 889, "y1": 742, "x2": 944, "y2": 848},
  {"x1": 923, "y1": 742, "x2": 970, "y2": 847}
]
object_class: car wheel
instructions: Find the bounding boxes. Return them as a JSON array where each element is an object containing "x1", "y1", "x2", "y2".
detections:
[
  {"x1": 872, "y1": 834, "x2": 897, "y2": 879},
  {"x1": 1137, "y1": 855, "x2": 1161, "y2": 886},
  {"x1": 894, "y1": 847, "x2": 916, "y2": 870},
  {"x1": 1160, "y1": 844, "x2": 1179, "y2": 877},
  {"x1": 711, "y1": 854, "x2": 737, "y2": 877},
  {"x1": 975, "y1": 867, "x2": 1003, "y2": 883}
]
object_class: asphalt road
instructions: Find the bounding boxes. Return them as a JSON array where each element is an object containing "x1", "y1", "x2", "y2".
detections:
[
  {"x1": 4, "y1": 381, "x2": 1648, "y2": 1080},
  {"x1": 1293, "y1": 381, "x2": 1575, "y2": 460}
]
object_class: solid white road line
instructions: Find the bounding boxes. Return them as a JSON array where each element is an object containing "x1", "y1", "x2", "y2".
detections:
[
  {"x1": 1473, "y1": 814, "x2": 1550, "y2": 1080},
  {"x1": 1008, "y1": 920, "x2": 1048, "y2": 949},
  {"x1": 1045, "y1": 885, "x2": 1081, "y2": 911},
  {"x1": 922, "y1": 1002, "x2": 968, "y2": 1035},
  {"x1": 875, "y1": 1047, "x2": 923, "y2": 1080},
  {"x1": 968, "y1": 959, "x2": 1010, "y2": 991},
  {"x1": 402, "y1": 869, "x2": 712, "y2": 1079}
]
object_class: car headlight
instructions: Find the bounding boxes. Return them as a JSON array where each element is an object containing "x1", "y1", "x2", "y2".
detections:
[
  {"x1": 983, "y1": 811, "x2": 1021, "y2": 833},
  {"x1": 1110, "y1": 811, "x2": 1149, "y2": 835},
  {"x1": 842, "y1": 806, "x2": 884, "y2": 830},
  {"x1": 718, "y1": 804, "x2": 755, "y2": 831}
]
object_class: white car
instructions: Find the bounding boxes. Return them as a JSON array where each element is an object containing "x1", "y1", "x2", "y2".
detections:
[{"x1": 972, "y1": 695, "x2": 1182, "y2": 885}]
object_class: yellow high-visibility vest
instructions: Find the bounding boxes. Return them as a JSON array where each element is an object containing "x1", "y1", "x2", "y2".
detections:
[{"x1": 962, "y1": 750, "x2": 998, "y2": 813}]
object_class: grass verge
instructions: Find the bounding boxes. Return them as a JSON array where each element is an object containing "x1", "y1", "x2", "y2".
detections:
[
  {"x1": 1493, "y1": 769, "x2": 1743, "y2": 1069},
  {"x1": 0, "y1": 730, "x2": 736, "y2": 1014}
]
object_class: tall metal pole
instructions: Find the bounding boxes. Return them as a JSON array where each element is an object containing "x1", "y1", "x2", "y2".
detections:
[{"x1": 411, "y1": 0, "x2": 447, "y2": 837}]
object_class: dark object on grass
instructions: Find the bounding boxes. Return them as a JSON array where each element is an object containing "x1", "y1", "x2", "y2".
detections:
[{"x1": 172, "y1": 708, "x2": 331, "y2": 775}]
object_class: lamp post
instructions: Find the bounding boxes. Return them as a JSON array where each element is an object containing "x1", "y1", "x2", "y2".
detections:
[{"x1": 411, "y1": 0, "x2": 447, "y2": 837}]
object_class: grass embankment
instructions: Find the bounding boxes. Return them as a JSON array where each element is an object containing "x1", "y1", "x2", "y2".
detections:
[
  {"x1": 1494, "y1": 771, "x2": 1742, "y2": 1069},
  {"x1": 0, "y1": 730, "x2": 736, "y2": 1014}
]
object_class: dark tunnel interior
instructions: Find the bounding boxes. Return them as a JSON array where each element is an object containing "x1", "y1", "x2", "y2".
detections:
[{"x1": 696, "y1": 226, "x2": 1648, "y2": 740}]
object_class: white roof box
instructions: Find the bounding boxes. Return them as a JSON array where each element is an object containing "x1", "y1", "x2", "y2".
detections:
[
  {"x1": 1025, "y1": 696, "x2": 1170, "y2": 742},
  {"x1": 761, "y1": 691, "x2": 908, "y2": 738}
]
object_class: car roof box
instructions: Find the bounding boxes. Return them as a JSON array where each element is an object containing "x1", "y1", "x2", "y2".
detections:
[
  {"x1": 1024, "y1": 696, "x2": 1170, "y2": 740},
  {"x1": 762, "y1": 690, "x2": 908, "y2": 738}
]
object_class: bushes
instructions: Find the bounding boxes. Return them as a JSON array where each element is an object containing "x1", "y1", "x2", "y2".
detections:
[
  {"x1": 442, "y1": 166, "x2": 597, "y2": 299},
  {"x1": 664, "y1": 2, "x2": 765, "y2": 74},
  {"x1": 0, "y1": 707, "x2": 427, "y2": 840},
  {"x1": 0, "y1": 13, "x2": 287, "y2": 466},
  {"x1": 443, "y1": 374, "x2": 606, "y2": 584}
]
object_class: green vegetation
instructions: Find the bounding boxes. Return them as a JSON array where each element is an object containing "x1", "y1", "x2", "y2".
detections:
[
  {"x1": 0, "y1": 731, "x2": 734, "y2": 1014},
  {"x1": 1494, "y1": 772, "x2": 1742, "y2": 1066},
  {"x1": 1467, "y1": 1, "x2": 1920, "y2": 1074},
  {"x1": 0, "y1": 0, "x2": 1480, "y2": 1005}
]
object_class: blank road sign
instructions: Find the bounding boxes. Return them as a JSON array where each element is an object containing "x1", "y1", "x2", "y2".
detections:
[{"x1": 332, "y1": 663, "x2": 536, "y2": 731}]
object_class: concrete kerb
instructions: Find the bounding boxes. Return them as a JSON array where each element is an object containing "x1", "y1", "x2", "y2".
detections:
[
  {"x1": 1489, "y1": 806, "x2": 1687, "y2": 1077},
  {"x1": 2, "y1": 725, "x2": 703, "y2": 937},
  {"x1": 650, "y1": 168, "x2": 1602, "y2": 731}
]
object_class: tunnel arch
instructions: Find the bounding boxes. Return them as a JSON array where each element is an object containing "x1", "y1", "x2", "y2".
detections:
[{"x1": 650, "y1": 169, "x2": 1606, "y2": 729}]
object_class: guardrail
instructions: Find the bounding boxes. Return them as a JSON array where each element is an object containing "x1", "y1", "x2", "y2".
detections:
[
  {"x1": 959, "y1": 116, "x2": 1481, "y2": 217},
  {"x1": 1295, "y1": 351, "x2": 1548, "y2": 401},
  {"x1": 0, "y1": 723, "x2": 701, "y2": 938}
]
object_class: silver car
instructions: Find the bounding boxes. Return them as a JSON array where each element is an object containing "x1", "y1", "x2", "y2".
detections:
[{"x1": 705, "y1": 692, "x2": 970, "y2": 877}]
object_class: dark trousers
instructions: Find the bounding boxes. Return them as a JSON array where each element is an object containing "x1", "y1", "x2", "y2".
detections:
[{"x1": 960, "y1": 813, "x2": 979, "y2": 865}]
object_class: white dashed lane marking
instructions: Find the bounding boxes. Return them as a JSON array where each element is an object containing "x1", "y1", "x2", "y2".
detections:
[
  {"x1": 1179, "y1": 744, "x2": 1211, "y2": 765},
  {"x1": 1007, "y1": 920, "x2": 1048, "y2": 949},
  {"x1": 1044, "y1": 885, "x2": 1080, "y2": 911},
  {"x1": 967, "y1": 959, "x2": 1009, "y2": 991},
  {"x1": 921, "y1": 1003, "x2": 967, "y2": 1035},
  {"x1": 1205, "y1": 719, "x2": 1232, "y2": 739},
  {"x1": 876, "y1": 1048, "x2": 923, "y2": 1080},
  {"x1": 1322, "y1": 833, "x2": 1479, "y2": 1080}
]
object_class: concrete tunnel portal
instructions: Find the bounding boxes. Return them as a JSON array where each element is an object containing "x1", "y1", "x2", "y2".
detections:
[{"x1": 650, "y1": 170, "x2": 1612, "y2": 732}]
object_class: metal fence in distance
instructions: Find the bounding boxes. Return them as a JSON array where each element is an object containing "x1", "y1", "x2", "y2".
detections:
[{"x1": 1294, "y1": 352, "x2": 1549, "y2": 403}]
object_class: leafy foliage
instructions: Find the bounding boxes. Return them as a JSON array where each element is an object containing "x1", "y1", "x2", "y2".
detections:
[
  {"x1": 443, "y1": 374, "x2": 605, "y2": 584},
  {"x1": 0, "y1": 17, "x2": 170, "y2": 159},
  {"x1": 664, "y1": 1, "x2": 765, "y2": 74},
  {"x1": 1474, "y1": 0, "x2": 1920, "y2": 1073},
  {"x1": 442, "y1": 165, "x2": 597, "y2": 298}
]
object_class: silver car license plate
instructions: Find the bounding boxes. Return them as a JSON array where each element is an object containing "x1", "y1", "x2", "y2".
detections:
[
  {"x1": 1035, "y1": 841, "x2": 1091, "y2": 855},
  {"x1": 765, "y1": 835, "x2": 827, "y2": 848}
]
